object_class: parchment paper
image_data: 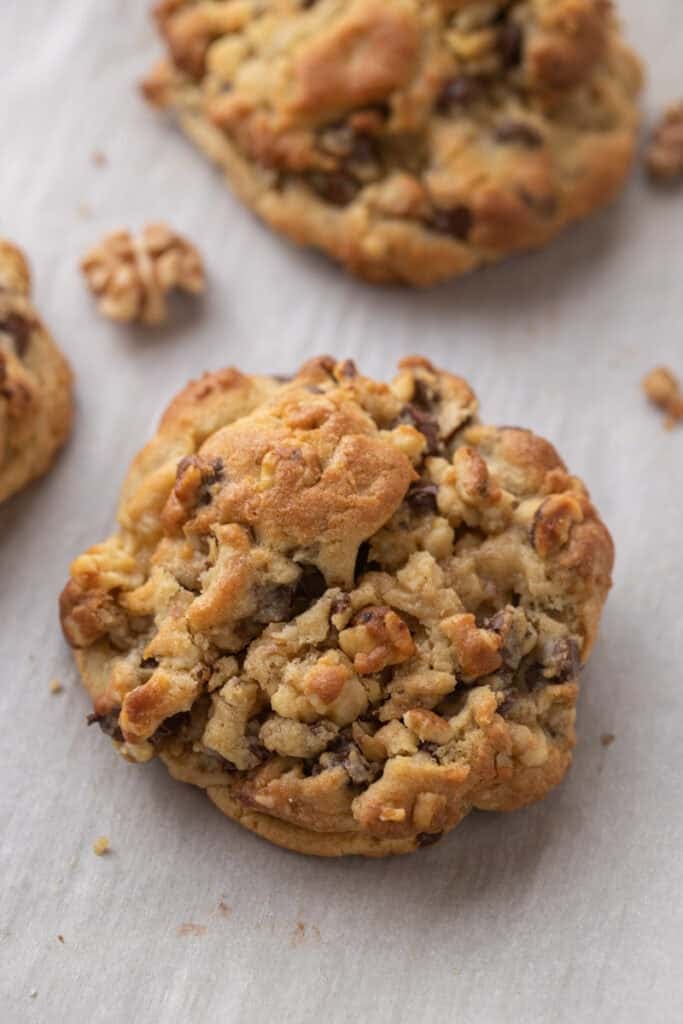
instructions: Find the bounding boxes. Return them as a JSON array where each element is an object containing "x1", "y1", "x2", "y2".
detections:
[{"x1": 1, "y1": 3, "x2": 682, "y2": 1021}]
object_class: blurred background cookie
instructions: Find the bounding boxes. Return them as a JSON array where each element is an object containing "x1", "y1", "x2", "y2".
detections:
[
  {"x1": 143, "y1": 0, "x2": 642, "y2": 284},
  {"x1": 0, "y1": 240, "x2": 73, "y2": 503}
]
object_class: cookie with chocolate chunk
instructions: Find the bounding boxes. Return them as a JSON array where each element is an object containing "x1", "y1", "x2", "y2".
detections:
[
  {"x1": 60, "y1": 356, "x2": 613, "y2": 856},
  {"x1": 143, "y1": 0, "x2": 641, "y2": 285},
  {"x1": 0, "y1": 241, "x2": 73, "y2": 503}
]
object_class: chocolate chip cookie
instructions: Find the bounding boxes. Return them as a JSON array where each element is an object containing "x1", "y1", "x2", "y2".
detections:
[
  {"x1": 143, "y1": 0, "x2": 642, "y2": 285},
  {"x1": 60, "y1": 356, "x2": 613, "y2": 856},
  {"x1": 0, "y1": 241, "x2": 73, "y2": 503}
]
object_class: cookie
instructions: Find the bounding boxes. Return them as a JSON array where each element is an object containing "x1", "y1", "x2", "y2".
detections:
[
  {"x1": 143, "y1": 0, "x2": 642, "y2": 285},
  {"x1": 60, "y1": 356, "x2": 613, "y2": 857},
  {"x1": 0, "y1": 241, "x2": 73, "y2": 503}
]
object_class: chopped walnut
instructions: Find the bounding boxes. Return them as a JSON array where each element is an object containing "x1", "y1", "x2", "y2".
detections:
[
  {"x1": 440, "y1": 613, "x2": 502, "y2": 681},
  {"x1": 81, "y1": 224, "x2": 205, "y2": 326},
  {"x1": 338, "y1": 605, "x2": 415, "y2": 675},
  {"x1": 647, "y1": 103, "x2": 683, "y2": 183},
  {"x1": 642, "y1": 366, "x2": 683, "y2": 428}
]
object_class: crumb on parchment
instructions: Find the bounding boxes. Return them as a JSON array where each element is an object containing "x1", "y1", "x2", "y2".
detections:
[
  {"x1": 92, "y1": 836, "x2": 110, "y2": 856},
  {"x1": 600, "y1": 733, "x2": 616, "y2": 748},
  {"x1": 642, "y1": 367, "x2": 683, "y2": 429},
  {"x1": 49, "y1": 679, "x2": 63, "y2": 694}
]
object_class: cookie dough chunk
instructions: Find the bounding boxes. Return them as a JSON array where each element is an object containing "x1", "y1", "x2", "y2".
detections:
[
  {"x1": 61, "y1": 356, "x2": 614, "y2": 856},
  {"x1": 143, "y1": 0, "x2": 642, "y2": 285},
  {"x1": 0, "y1": 241, "x2": 73, "y2": 503}
]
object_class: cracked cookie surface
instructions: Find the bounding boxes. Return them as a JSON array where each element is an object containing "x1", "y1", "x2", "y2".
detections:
[
  {"x1": 143, "y1": 0, "x2": 641, "y2": 285},
  {"x1": 0, "y1": 240, "x2": 73, "y2": 503},
  {"x1": 61, "y1": 356, "x2": 613, "y2": 856}
]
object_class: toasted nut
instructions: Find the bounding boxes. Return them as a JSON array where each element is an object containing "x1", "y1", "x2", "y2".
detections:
[
  {"x1": 339, "y1": 606, "x2": 415, "y2": 675},
  {"x1": 441, "y1": 613, "x2": 502, "y2": 680},
  {"x1": 403, "y1": 708, "x2": 453, "y2": 745}
]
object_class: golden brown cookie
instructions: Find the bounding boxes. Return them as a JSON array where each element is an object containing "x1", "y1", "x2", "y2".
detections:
[
  {"x1": 142, "y1": 0, "x2": 642, "y2": 285},
  {"x1": 0, "y1": 241, "x2": 73, "y2": 503},
  {"x1": 61, "y1": 356, "x2": 614, "y2": 856}
]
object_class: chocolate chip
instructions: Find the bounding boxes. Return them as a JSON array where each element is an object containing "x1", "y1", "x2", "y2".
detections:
[
  {"x1": 254, "y1": 583, "x2": 296, "y2": 624},
  {"x1": 398, "y1": 404, "x2": 443, "y2": 456},
  {"x1": 495, "y1": 121, "x2": 543, "y2": 148},
  {"x1": 86, "y1": 710, "x2": 123, "y2": 742},
  {"x1": 411, "y1": 377, "x2": 436, "y2": 410},
  {"x1": 405, "y1": 481, "x2": 438, "y2": 514},
  {"x1": 291, "y1": 564, "x2": 327, "y2": 616},
  {"x1": 150, "y1": 711, "x2": 191, "y2": 746},
  {"x1": 430, "y1": 205, "x2": 473, "y2": 241},
  {"x1": 518, "y1": 188, "x2": 558, "y2": 218},
  {"x1": 0, "y1": 313, "x2": 32, "y2": 357},
  {"x1": 498, "y1": 21, "x2": 523, "y2": 69},
  {"x1": 435, "y1": 76, "x2": 482, "y2": 113},
  {"x1": 307, "y1": 171, "x2": 359, "y2": 207},
  {"x1": 417, "y1": 832, "x2": 444, "y2": 847},
  {"x1": 354, "y1": 542, "x2": 380, "y2": 580},
  {"x1": 140, "y1": 657, "x2": 159, "y2": 669}
]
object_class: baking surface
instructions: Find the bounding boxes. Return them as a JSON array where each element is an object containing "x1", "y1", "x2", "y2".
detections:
[{"x1": 1, "y1": 2, "x2": 681, "y2": 1021}]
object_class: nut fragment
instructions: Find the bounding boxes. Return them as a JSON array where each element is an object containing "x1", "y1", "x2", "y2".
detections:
[
  {"x1": 92, "y1": 836, "x2": 110, "y2": 856},
  {"x1": 646, "y1": 103, "x2": 683, "y2": 183},
  {"x1": 338, "y1": 605, "x2": 415, "y2": 675},
  {"x1": 81, "y1": 224, "x2": 205, "y2": 326},
  {"x1": 642, "y1": 366, "x2": 683, "y2": 428}
]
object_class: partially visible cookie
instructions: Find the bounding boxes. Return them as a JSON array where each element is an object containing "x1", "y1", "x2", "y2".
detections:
[
  {"x1": 61, "y1": 356, "x2": 614, "y2": 857},
  {"x1": 646, "y1": 103, "x2": 683, "y2": 183},
  {"x1": 143, "y1": 0, "x2": 642, "y2": 285},
  {"x1": 0, "y1": 241, "x2": 73, "y2": 503}
]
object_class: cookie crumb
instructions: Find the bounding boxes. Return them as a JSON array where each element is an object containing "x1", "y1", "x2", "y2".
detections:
[
  {"x1": 177, "y1": 922, "x2": 207, "y2": 937},
  {"x1": 647, "y1": 102, "x2": 683, "y2": 182},
  {"x1": 217, "y1": 900, "x2": 232, "y2": 918},
  {"x1": 291, "y1": 921, "x2": 306, "y2": 946},
  {"x1": 57, "y1": 934, "x2": 65, "y2": 944},
  {"x1": 49, "y1": 679, "x2": 63, "y2": 695},
  {"x1": 80, "y1": 224, "x2": 205, "y2": 326},
  {"x1": 600, "y1": 733, "x2": 615, "y2": 748},
  {"x1": 30, "y1": 990, "x2": 38, "y2": 999},
  {"x1": 642, "y1": 367, "x2": 683, "y2": 428},
  {"x1": 92, "y1": 150, "x2": 108, "y2": 168},
  {"x1": 92, "y1": 835, "x2": 110, "y2": 856}
]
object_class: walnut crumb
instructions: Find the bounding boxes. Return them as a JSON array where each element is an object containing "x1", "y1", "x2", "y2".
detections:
[
  {"x1": 92, "y1": 835, "x2": 110, "y2": 856},
  {"x1": 642, "y1": 367, "x2": 683, "y2": 428},
  {"x1": 49, "y1": 679, "x2": 63, "y2": 694},
  {"x1": 81, "y1": 224, "x2": 205, "y2": 326},
  {"x1": 647, "y1": 103, "x2": 683, "y2": 182}
]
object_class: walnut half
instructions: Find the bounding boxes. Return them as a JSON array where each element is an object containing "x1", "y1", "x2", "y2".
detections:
[{"x1": 81, "y1": 223, "x2": 205, "y2": 326}]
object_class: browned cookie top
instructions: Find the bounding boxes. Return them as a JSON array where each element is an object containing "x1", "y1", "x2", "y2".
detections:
[
  {"x1": 61, "y1": 357, "x2": 613, "y2": 854},
  {"x1": 144, "y1": 0, "x2": 642, "y2": 284}
]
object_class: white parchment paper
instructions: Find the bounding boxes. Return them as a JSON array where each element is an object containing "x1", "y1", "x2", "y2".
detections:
[{"x1": 1, "y1": 3, "x2": 682, "y2": 1021}]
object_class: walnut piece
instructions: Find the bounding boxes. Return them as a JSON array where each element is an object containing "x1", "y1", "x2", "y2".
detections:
[
  {"x1": 642, "y1": 366, "x2": 683, "y2": 429},
  {"x1": 647, "y1": 103, "x2": 683, "y2": 183},
  {"x1": 81, "y1": 224, "x2": 205, "y2": 326}
]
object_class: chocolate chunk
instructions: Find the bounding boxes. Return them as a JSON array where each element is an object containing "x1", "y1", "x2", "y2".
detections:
[
  {"x1": 398, "y1": 404, "x2": 443, "y2": 456},
  {"x1": 436, "y1": 76, "x2": 482, "y2": 113},
  {"x1": 405, "y1": 481, "x2": 438, "y2": 514},
  {"x1": 291, "y1": 563, "x2": 327, "y2": 615},
  {"x1": 498, "y1": 21, "x2": 523, "y2": 69},
  {"x1": 0, "y1": 313, "x2": 32, "y2": 357},
  {"x1": 411, "y1": 377, "x2": 437, "y2": 410},
  {"x1": 307, "y1": 171, "x2": 359, "y2": 206},
  {"x1": 140, "y1": 656, "x2": 159, "y2": 669},
  {"x1": 430, "y1": 205, "x2": 473, "y2": 241},
  {"x1": 150, "y1": 711, "x2": 191, "y2": 746},
  {"x1": 417, "y1": 831, "x2": 444, "y2": 847},
  {"x1": 86, "y1": 710, "x2": 123, "y2": 742},
  {"x1": 495, "y1": 121, "x2": 543, "y2": 148},
  {"x1": 354, "y1": 542, "x2": 381, "y2": 580}
]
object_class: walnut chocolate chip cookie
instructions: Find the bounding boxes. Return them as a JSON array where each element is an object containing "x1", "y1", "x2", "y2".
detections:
[
  {"x1": 0, "y1": 240, "x2": 73, "y2": 503},
  {"x1": 60, "y1": 356, "x2": 614, "y2": 857},
  {"x1": 142, "y1": 0, "x2": 642, "y2": 285}
]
